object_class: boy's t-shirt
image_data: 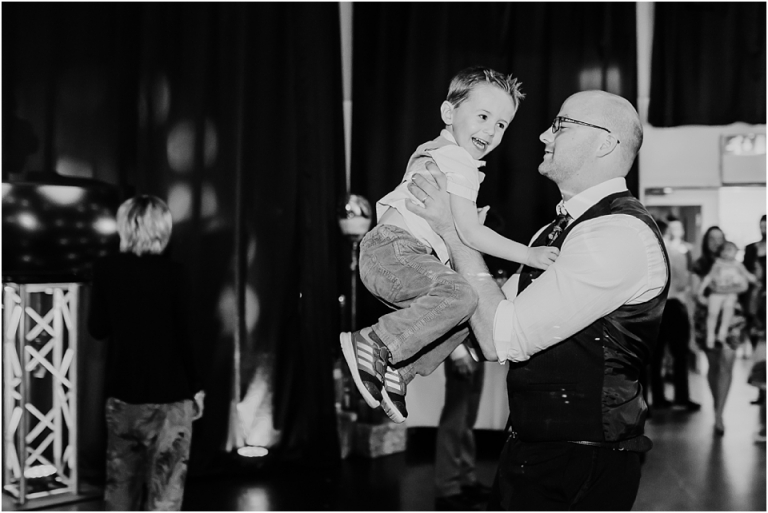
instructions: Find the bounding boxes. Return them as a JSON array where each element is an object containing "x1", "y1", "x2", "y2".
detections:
[{"x1": 377, "y1": 130, "x2": 485, "y2": 264}]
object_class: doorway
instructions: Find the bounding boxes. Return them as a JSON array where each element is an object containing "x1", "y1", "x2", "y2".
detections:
[{"x1": 648, "y1": 205, "x2": 702, "y2": 256}]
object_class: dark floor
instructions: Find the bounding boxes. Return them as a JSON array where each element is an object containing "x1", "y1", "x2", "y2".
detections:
[{"x1": 5, "y1": 357, "x2": 766, "y2": 511}]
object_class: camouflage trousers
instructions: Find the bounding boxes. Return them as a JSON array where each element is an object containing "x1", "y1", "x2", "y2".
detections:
[{"x1": 104, "y1": 397, "x2": 194, "y2": 511}]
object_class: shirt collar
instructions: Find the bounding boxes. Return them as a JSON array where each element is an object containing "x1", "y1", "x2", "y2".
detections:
[
  {"x1": 560, "y1": 177, "x2": 628, "y2": 221},
  {"x1": 440, "y1": 129, "x2": 457, "y2": 144},
  {"x1": 440, "y1": 129, "x2": 486, "y2": 168}
]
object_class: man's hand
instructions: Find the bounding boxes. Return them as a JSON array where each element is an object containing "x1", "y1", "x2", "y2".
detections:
[
  {"x1": 405, "y1": 164, "x2": 455, "y2": 237},
  {"x1": 407, "y1": 163, "x2": 502, "y2": 362}
]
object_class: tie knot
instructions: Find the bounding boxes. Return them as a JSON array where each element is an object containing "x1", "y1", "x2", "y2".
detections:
[{"x1": 547, "y1": 205, "x2": 571, "y2": 246}]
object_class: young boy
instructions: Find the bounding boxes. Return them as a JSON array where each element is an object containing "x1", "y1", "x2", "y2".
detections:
[
  {"x1": 89, "y1": 195, "x2": 205, "y2": 510},
  {"x1": 340, "y1": 66, "x2": 558, "y2": 423},
  {"x1": 698, "y1": 240, "x2": 757, "y2": 349}
]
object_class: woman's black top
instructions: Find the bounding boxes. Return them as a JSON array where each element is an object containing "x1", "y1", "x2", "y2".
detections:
[
  {"x1": 744, "y1": 241, "x2": 766, "y2": 287},
  {"x1": 88, "y1": 253, "x2": 201, "y2": 404}
]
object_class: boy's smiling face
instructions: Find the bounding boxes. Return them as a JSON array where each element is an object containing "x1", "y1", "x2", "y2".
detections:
[{"x1": 441, "y1": 83, "x2": 518, "y2": 160}]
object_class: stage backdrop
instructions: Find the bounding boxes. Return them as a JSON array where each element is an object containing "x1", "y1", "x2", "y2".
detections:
[
  {"x1": 350, "y1": 2, "x2": 638, "y2": 328},
  {"x1": 3, "y1": 2, "x2": 345, "y2": 477},
  {"x1": 649, "y1": 2, "x2": 766, "y2": 127}
]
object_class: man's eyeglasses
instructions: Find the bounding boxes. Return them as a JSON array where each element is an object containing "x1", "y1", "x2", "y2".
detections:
[{"x1": 551, "y1": 116, "x2": 620, "y2": 144}]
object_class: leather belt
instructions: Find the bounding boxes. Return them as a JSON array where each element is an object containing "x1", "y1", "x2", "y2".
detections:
[{"x1": 508, "y1": 431, "x2": 653, "y2": 453}]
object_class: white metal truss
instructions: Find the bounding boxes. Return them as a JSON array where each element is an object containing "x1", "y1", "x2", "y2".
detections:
[{"x1": 3, "y1": 283, "x2": 79, "y2": 505}]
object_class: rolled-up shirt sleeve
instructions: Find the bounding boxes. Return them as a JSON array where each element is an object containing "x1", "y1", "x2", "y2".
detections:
[{"x1": 493, "y1": 214, "x2": 667, "y2": 363}]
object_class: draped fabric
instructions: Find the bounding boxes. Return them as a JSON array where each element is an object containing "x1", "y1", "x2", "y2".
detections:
[
  {"x1": 649, "y1": 2, "x2": 766, "y2": 127},
  {"x1": 351, "y1": 2, "x2": 638, "y2": 328},
  {"x1": 3, "y1": 2, "x2": 344, "y2": 477}
]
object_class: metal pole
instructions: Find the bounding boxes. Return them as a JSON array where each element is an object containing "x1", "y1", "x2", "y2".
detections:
[
  {"x1": 69, "y1": 285, "x2": 79, "y2": 494},
  {"x1": 18, "y1": 285, "x2": 28, "y2": 505},
  {"x1": 230, "y1": 3, "x2": 249, "y2": 451},
  {"x1": 350, "y1": 240, "x2": 359, "y2": 330},
  {"x1": 3, "y1": 285, "x2": 17, "y2": 496},
  {"x1": 53, "y1": 288, "x2": 63, "y2": 475},
  {"x1": 2, "y1": 289, "x2": 7, "y2": 493}
]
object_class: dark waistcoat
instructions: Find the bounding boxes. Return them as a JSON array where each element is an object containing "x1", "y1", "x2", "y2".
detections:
[{"x1": 508, "y1": 191, "x2": 669, "y2": 442}]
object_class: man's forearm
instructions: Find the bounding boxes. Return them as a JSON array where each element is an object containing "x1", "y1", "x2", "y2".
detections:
[
  {"x1": 440, "y1": 227, "x2": 503, "y2": 361},
  {"x1": 403, "y1": 169, "x2": 504, "y2": 361}
]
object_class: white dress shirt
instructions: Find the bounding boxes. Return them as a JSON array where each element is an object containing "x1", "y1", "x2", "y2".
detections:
[{"x1": 492, "y1": 178, "x2": 668, "y2": 363}]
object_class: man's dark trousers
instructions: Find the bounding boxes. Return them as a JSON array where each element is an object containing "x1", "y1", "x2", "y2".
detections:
[
  {"x1": 487, "y1": 437, "x2": 641, "y2": 510},
  {"x1": 657, "y1": 298, "x2": 692, "y2": 403}
]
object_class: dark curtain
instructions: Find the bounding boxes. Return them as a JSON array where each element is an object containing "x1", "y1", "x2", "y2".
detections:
[
  {"x1": 3, "y1": 2, "x2": 344, "y2": 478},
  {"x1": 134, "y1": 2, "x2": 344, "y2": 471},
  {"x1": 351, "y1": 2, "x2": 637, "y2": 328},
  {"x1": 648, "y1": 2, "x2": 766, "y2": 127}
]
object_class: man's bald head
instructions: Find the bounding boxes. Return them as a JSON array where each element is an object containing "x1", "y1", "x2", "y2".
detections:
[
  {"x1": 539, "y1": 90, "x2": 644, "y2": 197},
  {"x1": 567, "y1": 90, "x2": 643, "y2": 169}
]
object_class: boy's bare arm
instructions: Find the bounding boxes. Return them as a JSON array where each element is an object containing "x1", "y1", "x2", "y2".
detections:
[{"x1": 450, "y1": 194, "x2": 531, "y2": 264}]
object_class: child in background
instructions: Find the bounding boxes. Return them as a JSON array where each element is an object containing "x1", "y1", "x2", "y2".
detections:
[
  {"x1": 340, "y1": 66, "x2": 559, "y2": 423},
  {"x1": 698, "y1": 240, "x2": 757, "y2": 349},
  {"x1": 89, "y1": 195, "x2": 204, "y2": 510}
]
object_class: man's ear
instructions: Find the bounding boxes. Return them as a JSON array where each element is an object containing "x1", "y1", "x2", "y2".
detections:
[
  {"x1": 440, "y1": 101, "x2": 454, "y2": 125},
  {"x1": 596, "y1": 134, "x2": 620, "y2": 158}
]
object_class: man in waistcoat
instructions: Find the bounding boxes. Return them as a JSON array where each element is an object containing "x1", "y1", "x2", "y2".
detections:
[{"x1": 406, "y1": 90, "x2": 669, "y2": 511}]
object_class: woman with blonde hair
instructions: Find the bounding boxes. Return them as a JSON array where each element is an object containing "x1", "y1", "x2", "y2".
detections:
[{"x1": 89, "y1": 195, "x2": 204, "y2": 510}]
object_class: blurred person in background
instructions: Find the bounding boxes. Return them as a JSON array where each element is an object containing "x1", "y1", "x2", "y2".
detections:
[
  {"x1": 89, "y1": 195, "x2": 205, "y2": 510},
  {"x1": 743, "y1": 214, "x2": 766, "y2": 405},
  {"x1": 651, "y1": 217, "x2": 700, "y2": 412},
  {"x1": 697, "y1": 241, "x2": 756, "y2": 350},
  {"x1": 433, "y1": 220, "x2": 511, "y2": 511},
  {"x1": 747, "y1": 305, "x2": 766, "y2": 443},
  {"x1": 434, "y1": 335, "x2": 489, "y2": 511},
  {"x1": 692, "y1": 226, "x2": 747, "y2": 436}
]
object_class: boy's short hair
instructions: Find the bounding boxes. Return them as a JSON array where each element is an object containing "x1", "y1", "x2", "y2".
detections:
[
  {"x1": 446, "y1": 66, "x2": 525, "y2": 110},
  {"x1": 117, "y1": 195, "x2": 173, "y2": 255}
]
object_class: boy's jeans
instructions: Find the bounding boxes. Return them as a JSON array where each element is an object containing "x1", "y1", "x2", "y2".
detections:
[{"x1": 359, "y1": 224, "x2": 478, "y2": 383}]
